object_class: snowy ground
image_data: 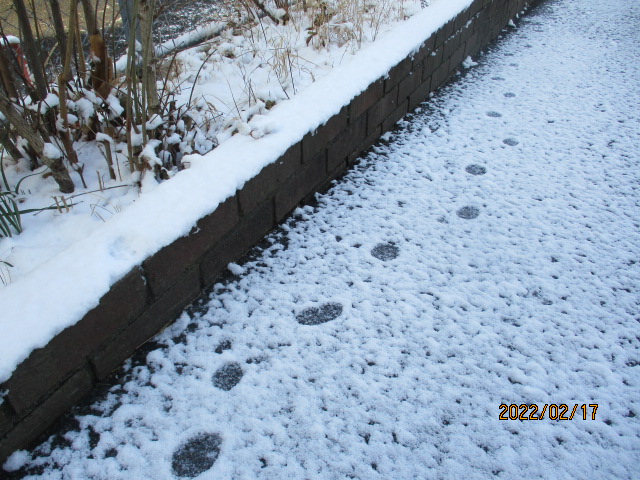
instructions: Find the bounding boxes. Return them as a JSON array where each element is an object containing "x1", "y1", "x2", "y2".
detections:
[{"x1": 4, "y1": 0, "x2": 640, "y2": 477}]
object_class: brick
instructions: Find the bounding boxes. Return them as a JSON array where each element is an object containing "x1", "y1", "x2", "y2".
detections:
[
  {"x1": 347, "y1": 124, "x2": 382, "y2": 167},
  {"x1": 469, "y1": 0, "x2": 484, "y2": 16},
  {"x1": 479, "y1": 27, "x2": 492, "y2": 49},
  {"x1": 237, "y1": 143, "x2": 301, "y2": 215},
  {"x1": 434, "y1": 26, "x2": 446, "y2": 48},
  {"x1": 508, "y1": 1, "x2": 519, "y2": 18},
  {"x1": 0, "y1": 366, "x2": 93, "y2": 463},
  {"x1": 0, "y1": 402, "x2": 15, "y2": 439},
  {"x1": 302, "y1": 107, "x2": 348, "y2": 163},
  {"x1": 499, "y1": 0, "x2": 511, "y2": 14},
  {"x1": 475, "y1": 10, "x2": 492, "y2": 46},
  {"x1": 411, "y1": 33, "x2": 437, "y2": 65},
  {"x1": 367, "y1": 87, "x2": 399, "y2": 136},
  {"x1": 490, "y1": 23, "x2": 503, "y2": 42},
  {"x1": 465, "y1": 31, "x2": 481, "y2": 58},
  {"x1": 90, "y1": 266, "x2": 201, "y2": 380},
  {"x1": 502, "y1": 9, "x2": 512, "y2": 27},
  {"x1": 454, "y1": 8, "x2": 471, "y2": 32},
  {"x1": 201, "y1": 200, "x2": 275, "y2": 285},
  {"x1": 274, "y1": 152, "x2": 326, "y2": 221},
  {"x1": 450, "y1": 43, "x2": 467, "y2": 71},
  {"x1": 408, "y1": 75, "x2": 433, "y2": 111},
  {"x1": 327, "y1": 114, "x2": 367, "y2": 173},
  {"x1": 432, "y1": 61, "x2": 453, "y2": 91},
  {"x1": 350, "y1": 78, "x2": 384, "y2": 120},
  {"x1": 143, "y1": 196, "x2": 239, "y2": 296},
  {"x1": 398, "y1": 67, "x2": 424, "y2": 103},
  {"x1": 424, "y1": 46, "x2": 443, "y2": 78},
  {"x1": 476, "y1": 5, "x2": 490, "y2": 27},
  {"x1": 442, "y1": 35, "x2": 459, "y2": 62},
  {"x1": 464, "y1": 32, "x2": 481, "y2": 57},
  {"x1": 452, "y1": 26, "x2": 465, "y2": 47},
  {"x1": 84, "y1": 267, "x2": 149, "y2": 330},
  {"x1": 492, "y1": 8, "x2": 508, "y2": 33},
  {"x1": 326, "y1": 157, "x2": 349, "y2": 186},
  {"x1": 490, "y1": 0, "x2": 502, "y2": 16},
  {"x1": 490, "y1": 5, "x2": 504, "y2": 37},
  {"x1": 382, "y1": 99, "x2": 409, "y2": 134},
  {"x1": 384, "y1": 57, "x2": 412, "y2": 93},
  {"x1": 3, "y1": 268, "x2": 146, "y2": 416},
  {"x1": 435, "y1": 18, "x2": 455, "y2": 47},
  {"x1": 460, "y1": 22, "x2": 475, "y2": 44}
]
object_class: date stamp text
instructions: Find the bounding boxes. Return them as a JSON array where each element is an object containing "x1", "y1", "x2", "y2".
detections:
[{"x1": 499, "y1": 404, "x2": 599, "y2": 421}]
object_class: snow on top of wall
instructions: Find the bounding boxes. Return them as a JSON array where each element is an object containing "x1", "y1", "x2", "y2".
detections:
[{"x1": 0, "y1": 0, "x2": 473, "y2": 383}]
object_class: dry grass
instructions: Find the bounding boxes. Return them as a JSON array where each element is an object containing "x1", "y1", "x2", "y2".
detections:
[{"x1": 0, "y1": 0, "x2": 120, "y2": 37}]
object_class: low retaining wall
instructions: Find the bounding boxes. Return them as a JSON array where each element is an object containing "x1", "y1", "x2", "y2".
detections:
[{"x1": 0, "y1": 0, "x2": 534, "y2": 461}]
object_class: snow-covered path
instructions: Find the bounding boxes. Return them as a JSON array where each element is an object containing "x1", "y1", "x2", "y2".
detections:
[{"x1": 5, "y1": 0, "x2": 640, "y2": 478}]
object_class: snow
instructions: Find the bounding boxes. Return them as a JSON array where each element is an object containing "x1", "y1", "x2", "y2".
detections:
[
  {"x1": 145, "y1": 114, "x2": 164, "y2": 131},
  {"x1": 105, "y1": 93, "x2": 124, "y2": 117},
  {"x1": 42, "y1": 143, "x2": 62, "y2": 160},
  {"x1": 0, "y1": 35, "x2": 20, "y2": 46},
  {"x1": 463, "y1": 55, "x2": 478, "y2": 68},
  {"x1": 75, "y1": 97, "x2": 96, "y2": 123},
  {"x1": 4, "y1": 0, "x2": 640, "y2": 477},
  {"x1": 153, "y1": 22, "x2": 226, "y2": 59},
  {"x1": 140, "y1": 140, "x2": 163, "y2": 167},
  {"x1": 2, "y1": 450, "x2": 28, "y2": 472},
  {"x1": 0, "y1": 0, "x2": 471, "y2": 383},
  {"x1": 95, "y1": 133, "x2": 115, "y2": 144},
  {"x1": 227, "y1": 262, "x2": 246, "y2": 276},
  {"x1": 25, "y1": 92, "x2": 60, "y2": 114}
]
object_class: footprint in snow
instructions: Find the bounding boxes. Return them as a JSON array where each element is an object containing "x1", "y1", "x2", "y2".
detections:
[
  {"x1": 457, "y1": 206, "x2": 480, "y2": 219},
  {"x1": 296, "y1": 303, "x2": 343, "y2": 325},
  {"x1": 465, "y1": 164, "x2": 487, "y2": 176},
  {"x1": 172, "y1": 432, "x2": 222, "y2": 478},
  {"x1": 503, "y1": 138, "x2": 519, "y2": 146},
  {"x1": 213, "y1": 362, "x2": 244, "y2": 391},
  {"x1": 504, "y1": 92, "x2": 516, "y2": 98},
  {"x1": 487, "y1": 111, "x2": 502, "y2": 118},
  {"x1": 371, "y1": 243, "x2": 399, "y2": 261},
  {"x1": 215, "y1": 340, "x2": 232, "y2": 354}
]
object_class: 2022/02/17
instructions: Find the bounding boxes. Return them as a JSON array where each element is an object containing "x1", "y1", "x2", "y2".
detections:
[{"x1": 499, "y1": 404, "x2": 599, "y2": 421}]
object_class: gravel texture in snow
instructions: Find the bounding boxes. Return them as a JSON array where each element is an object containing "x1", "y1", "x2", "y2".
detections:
[{"x1": 4, "y1": 0, "x2": 640, "y2": 477}]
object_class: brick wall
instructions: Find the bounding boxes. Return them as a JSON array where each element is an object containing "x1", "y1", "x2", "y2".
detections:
[{"x1": 0, "y1": 0, "x2": 534, "y2": 461}]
